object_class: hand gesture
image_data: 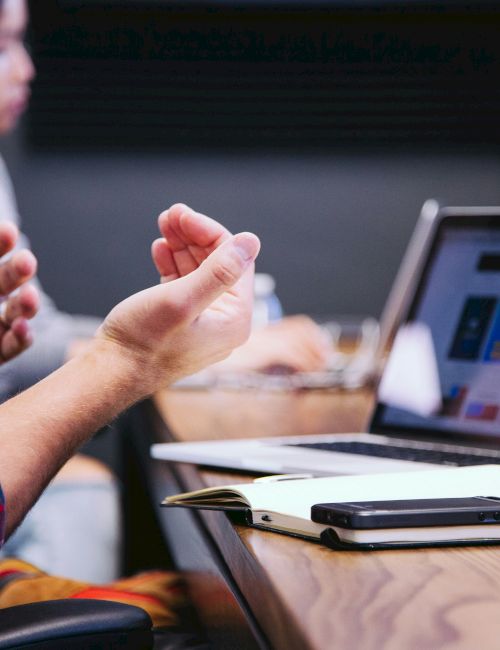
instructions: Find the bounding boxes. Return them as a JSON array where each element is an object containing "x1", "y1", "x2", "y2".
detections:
[
  {"x1": 0, "y1": 222, "x2": 38, "y2": 363},
  {"x1": 98, "y1": 204, "x2": 260, "y2": 393}
]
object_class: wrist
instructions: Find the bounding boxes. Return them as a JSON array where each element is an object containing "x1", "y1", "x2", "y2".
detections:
[{"x1": 84, "y1": 335, "x2": 169, "y2": 403}]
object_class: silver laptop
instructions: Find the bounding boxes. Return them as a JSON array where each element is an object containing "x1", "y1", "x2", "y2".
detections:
[{"x1": 152, "y1": 203, "x2": 500, "y2": 476}]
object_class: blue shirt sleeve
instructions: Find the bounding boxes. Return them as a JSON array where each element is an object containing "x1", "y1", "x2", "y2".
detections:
[{"x1": 0, "y1": 485, "x2": 5, "y2": 547}]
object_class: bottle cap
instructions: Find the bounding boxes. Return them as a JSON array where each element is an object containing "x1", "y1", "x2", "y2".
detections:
[{"x1": 254, "y1": 273, "x2": 276, "y2": 297}]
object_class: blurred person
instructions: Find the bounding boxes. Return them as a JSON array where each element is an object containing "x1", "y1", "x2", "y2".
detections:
[
  {"x1": 0, "y1": 0, "x2": 329, "y2": 580},
  {"x1": 0, "y1": 0, "x2": 132, "y2": 581},
  {"x1": 0, "y1": 0, "x2": 330, "y2": 390},
  {"x1": 0, "y1": 0, "x2": 100, "y2": 400}
]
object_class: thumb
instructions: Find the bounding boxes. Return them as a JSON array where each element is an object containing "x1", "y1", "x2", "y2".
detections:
[{"x1": 169, "y1": 232, "x2": 261, "y2": 315}]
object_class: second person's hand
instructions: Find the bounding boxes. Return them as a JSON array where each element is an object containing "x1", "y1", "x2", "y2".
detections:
[{"x1": 0, "y1": 221, "x2": 39, "y2": 363}]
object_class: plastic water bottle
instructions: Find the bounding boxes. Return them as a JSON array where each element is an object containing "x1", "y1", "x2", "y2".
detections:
[{"x1": 252, "y1": 273, "x2": 283, "y2": 328}]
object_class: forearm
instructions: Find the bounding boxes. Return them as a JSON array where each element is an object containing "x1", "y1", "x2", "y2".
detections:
[
  {"x1": 0, "y1": 204, "x2": 259, "y2": 540},
  {"x1": 0, "y1": 339, "x2": 151, "y2": 537},
  {"x1": 0, "y1": 288, "x2": 102, "y2": 400}
]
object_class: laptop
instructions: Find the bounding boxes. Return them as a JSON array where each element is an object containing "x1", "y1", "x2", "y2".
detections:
[{"x1": 152, "y1": 202, "x2": 500, "y2": 477}]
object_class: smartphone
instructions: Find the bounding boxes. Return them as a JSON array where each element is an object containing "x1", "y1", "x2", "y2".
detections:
[{"x1": 311, "y1": 496, "x2": 500, "y2": 529}]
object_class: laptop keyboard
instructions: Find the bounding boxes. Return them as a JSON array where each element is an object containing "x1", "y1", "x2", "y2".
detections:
[{"x1": 290, "y1": 441, "x2": 500, "y2": 466}]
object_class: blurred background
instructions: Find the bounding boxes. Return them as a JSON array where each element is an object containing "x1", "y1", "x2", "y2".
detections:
[{"x1": 4, "y1": 0, "x2": 500, "y2": 321}]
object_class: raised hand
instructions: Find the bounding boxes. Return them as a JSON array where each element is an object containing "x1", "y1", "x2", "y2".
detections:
[
  {"x1": 98, "y1": 204, "x2": 260, "y2": 393},
  {"x1": 151, "y1": 203, "x2": 231, "y2": 282},
  {"x1": 0, "y1": 207, "x2": 257, "y2": 536},
  {"x1": 0, "y1": 222, "x2": 38, "y2": 363}
]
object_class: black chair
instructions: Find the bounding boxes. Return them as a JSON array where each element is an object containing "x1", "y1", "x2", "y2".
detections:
[{"x1": 0, "y1": 598, "x2": 153, "y2": 649}]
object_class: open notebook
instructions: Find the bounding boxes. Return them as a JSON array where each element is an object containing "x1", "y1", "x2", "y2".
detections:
[{"x1": 162, "y1": 465, "x2": 500, "y2": 548}]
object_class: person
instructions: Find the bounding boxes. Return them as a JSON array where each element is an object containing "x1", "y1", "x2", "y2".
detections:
[
  {"x1": 0, "y1": 202, "x2": 260, "y2": 636},
  {"x1": 0, "y1": 0, "x2": 330, "y2": 580},
  {"x1": 0, "y1": 156, "x2": 102, "y2": 400},
  {"x1": 0, "y1": 0, "x2": 125, "y2": 581},
  {"x1": 0, "y1": 0, "x2": 329, "y2": 396},
  {"x1": 0, "y1": 200, "x2": 261, "y2": 540}
]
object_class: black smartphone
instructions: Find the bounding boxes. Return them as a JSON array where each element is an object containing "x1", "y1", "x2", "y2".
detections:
[{"x1": 311, "y1": 496, "x2": 500, "y2": 529}]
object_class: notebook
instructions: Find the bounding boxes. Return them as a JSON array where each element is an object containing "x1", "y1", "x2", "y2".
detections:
[
  {"x1": 152, "y1": 202, "x2": 500, "y2": 477},
  {"x1": 162, "y1": 465, "x2": 500, "y2": 548}
]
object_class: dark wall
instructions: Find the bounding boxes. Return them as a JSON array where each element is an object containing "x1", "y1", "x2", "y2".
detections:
[
  {"x1": 3, "y1": 2, "x2": 500, "y2": 321},
  {"x1": 4, "y1": 132, "x2": 500, "y2": 319},
  {"x1": 27, "y1": 2, "x2": 500, "y2": 149}
]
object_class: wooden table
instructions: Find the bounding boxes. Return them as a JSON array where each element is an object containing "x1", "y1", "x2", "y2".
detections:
[{"x1": 138, "y1": 386, "x2": 500, "y2": 650}]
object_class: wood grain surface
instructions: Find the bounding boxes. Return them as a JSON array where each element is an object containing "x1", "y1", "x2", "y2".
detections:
[{"x1": 154, "y1": 387, "x2": 500, "y2": 650}]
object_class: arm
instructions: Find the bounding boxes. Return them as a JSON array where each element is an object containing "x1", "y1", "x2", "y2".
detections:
[{"x1": 0, "y1": 204, "x2": 260, "y2": 537}]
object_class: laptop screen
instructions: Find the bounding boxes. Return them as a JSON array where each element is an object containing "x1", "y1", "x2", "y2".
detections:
[{"x1": 373, "y1": 213, "x2": 500, "y2": 442}]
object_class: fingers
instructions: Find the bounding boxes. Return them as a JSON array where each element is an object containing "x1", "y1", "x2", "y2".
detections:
[
  {"x1": 3, "y1": 284, "x2": 40, "y2": 324},
  {"x1": 158, "y1": 204, "x2": 230, "y2": 249},
  {"x1": 0, "y1": 221, "x2": 19, "y2": 257},
  {"x1": 0, "y1": 224, "x2": 39, "y2": 364},
  {"x1": 0, "y1": 316, "x2": 33, "y2": 363},
  {"x1": 151, "y1": 238, "x2": 178, "y2": 282},
  {"x1": 167, "y1": 232, "x2": 260, "y2": 316},
  {"x1": 0, "y1": 284, "x2": 39, "y2": 363},
  {"x1": 0, "y1": 249, "x2": 37, "y2": 297},
  {"x1": 155, "y1": 204, "x2": 232, "y2": 279}
]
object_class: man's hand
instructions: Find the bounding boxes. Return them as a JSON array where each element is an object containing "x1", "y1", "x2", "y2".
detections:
[
  {"x1": 98, "y1": 204, "x2": 260, "y2": 394},
  {"x1": 0, "y1": 206, "x2": 256, "y2": 536},
  {"x1": 216, "y1": 315, "x2": 332, "y2": 374},
  {"x1": 0, "y1": 222, "x2": 38, "y2": 363}
]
